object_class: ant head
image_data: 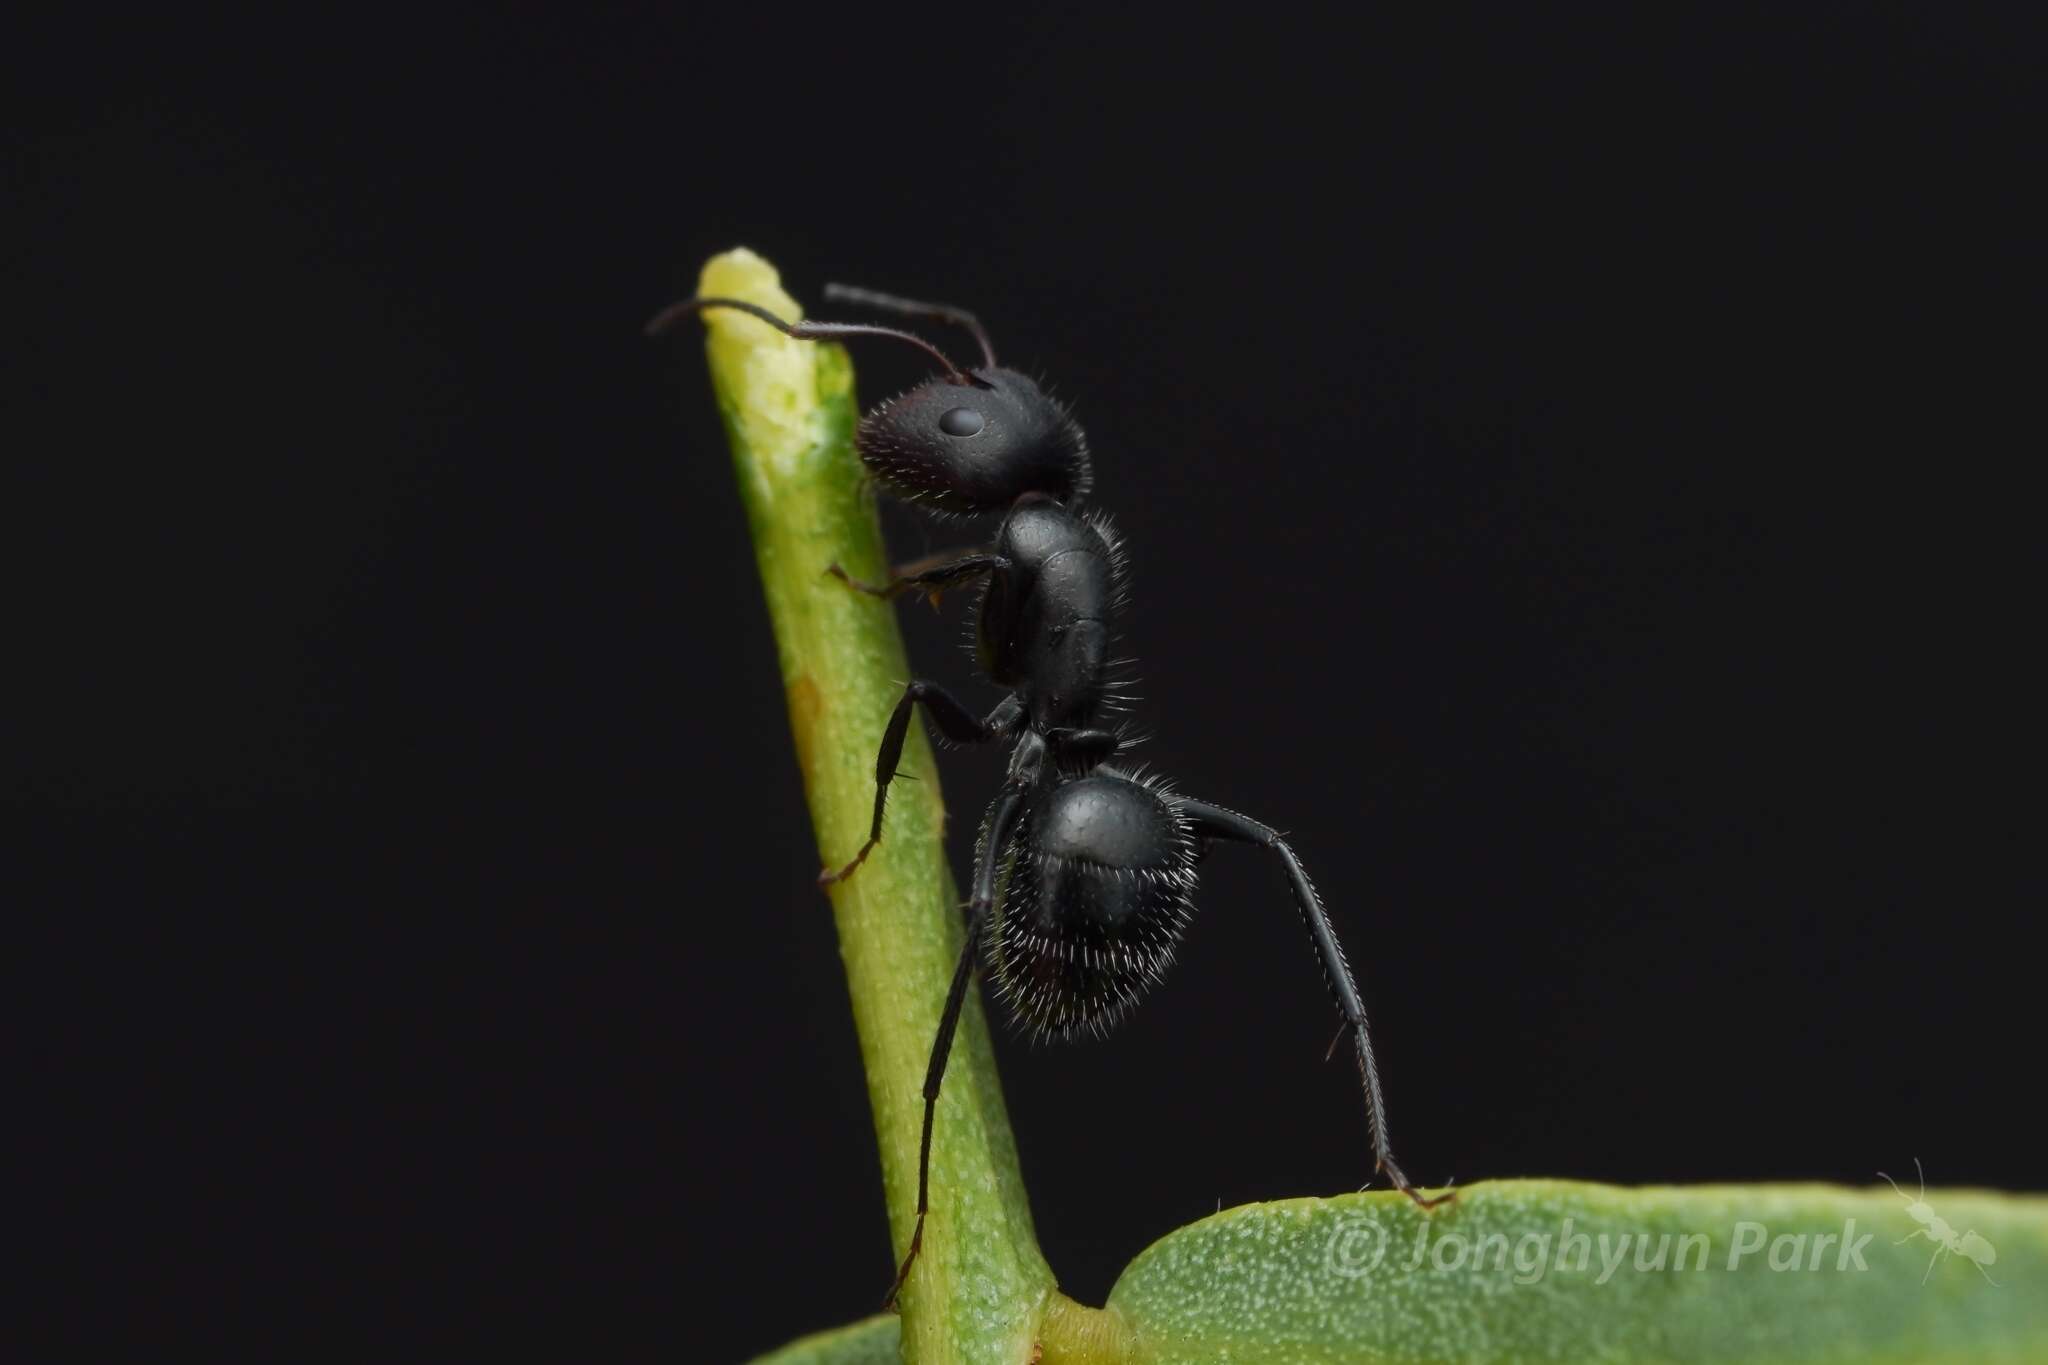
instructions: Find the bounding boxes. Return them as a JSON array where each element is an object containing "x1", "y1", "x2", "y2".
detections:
[
  {"x1": 858, "y1": 366, "x2": 1092, "y2": 515},
  {"x1": 646, "y1": 290, "x2": 1093, "y2": 513}
]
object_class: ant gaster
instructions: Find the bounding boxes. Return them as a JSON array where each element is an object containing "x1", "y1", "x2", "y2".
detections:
[{"x1": 649, "y1": 283, "x2": 1451, "y2": 1306}]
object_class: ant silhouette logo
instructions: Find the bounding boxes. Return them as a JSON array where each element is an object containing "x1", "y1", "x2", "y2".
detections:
[{"x1": 1878, "y1": 1159, "x2": 2000, "y2": 1286}]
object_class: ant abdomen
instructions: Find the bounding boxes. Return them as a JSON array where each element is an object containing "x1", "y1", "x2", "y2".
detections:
[
  {"x1": 859, "y1": 368, "x2": 1092, "y2": 514},
  {"x1": 986, "y1": 772, "x2": 1198, "y2": 1041}
]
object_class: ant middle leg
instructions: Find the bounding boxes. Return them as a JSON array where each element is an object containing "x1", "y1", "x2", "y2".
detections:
[
  {"x1": 826, "y1": 550, "x2": 1008, "y2": 606},
  {"x1": 820, "y1": 684, "x2": 1019, "y2": 887},
  {"x1": 1179, "y1": 798, "x2": 1453, "y2": 1211}
]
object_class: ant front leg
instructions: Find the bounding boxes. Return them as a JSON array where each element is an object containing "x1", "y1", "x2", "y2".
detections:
[
  {"x1": 826, "y1": 551, "x2": 1008, "y2": 607},
  {"x1": 884, "y1": 783, "x2": 1027, "y2": 1309},
  {"x1": 1178, "y1": 798, "x2": 1453, "y2": 1212},
  {"x1": 819, "y1": 686, "x2": 1021, "y2": 886}
]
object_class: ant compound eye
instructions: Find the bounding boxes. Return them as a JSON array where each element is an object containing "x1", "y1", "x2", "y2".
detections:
[{"x1": 938, "y1": 406, "x2": 985, "y2": 438}]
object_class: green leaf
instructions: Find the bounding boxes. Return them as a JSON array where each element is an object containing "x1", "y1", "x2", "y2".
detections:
[
  {"x1": 746, "y1": 1314, "x2": 900, "y2": 1365},
  {"x1": 1101, "y1": 1180, "x2": 2048, "y2": 1364}
]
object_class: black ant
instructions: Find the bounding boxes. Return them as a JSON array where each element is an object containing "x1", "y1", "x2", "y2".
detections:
[{"x1": 649, "y1": 284, "x2": 1451, "y2": 1305}]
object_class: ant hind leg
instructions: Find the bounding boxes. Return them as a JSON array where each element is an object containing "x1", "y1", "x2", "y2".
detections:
[{"x1": 1178, "y1": 797, "x2": 1452, "y2": 1212}]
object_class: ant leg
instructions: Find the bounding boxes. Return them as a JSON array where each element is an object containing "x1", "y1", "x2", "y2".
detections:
[
  {"x1": 819, "y1": 684, "x2": 1017, "y2": 886},
  {"x1": 827, "y1": 551, "x2": 1008, "y2": 605},
  {"x1": 1179, "y1": 798, "x2": 1452, "y2": 1212},
  {"x1": 885, "y1": 785, "x2": 1027, "y2": 1308}
]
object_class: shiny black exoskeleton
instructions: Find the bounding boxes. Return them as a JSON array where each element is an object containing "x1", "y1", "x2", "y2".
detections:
[{"x1": 649, "y1": 283, "x2": 1450, "y2": 1306}]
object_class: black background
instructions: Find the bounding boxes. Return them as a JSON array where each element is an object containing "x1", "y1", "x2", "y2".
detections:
[{"x1": 10, "y1": 6, "x2": 2040, "y2": 1360}]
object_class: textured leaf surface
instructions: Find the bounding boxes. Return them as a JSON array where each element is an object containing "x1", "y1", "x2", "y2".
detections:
[
  {"x1": 1102, "y1": 1181, "x2": 2048, "y2": 1364},
  {"x1": 747, "y1": 1314, "x2": 901, "y2": 1365}
]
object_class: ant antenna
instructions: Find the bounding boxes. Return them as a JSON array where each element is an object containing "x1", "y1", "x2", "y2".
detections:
[
  {"x1": 644, "y1": 296, "x2": 982, "y2": 387},
  {"x1": 823, "y1": 284, "x2": 998, "y2": 371},
  {"x1": 1877, "y1": 1157, "x2": 1928, "y2": 1202}
]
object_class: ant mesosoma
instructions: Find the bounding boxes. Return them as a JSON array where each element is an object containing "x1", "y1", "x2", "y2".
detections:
[{"x1": 650, "y1": 283, "x2": 1451, "y2": 1305}]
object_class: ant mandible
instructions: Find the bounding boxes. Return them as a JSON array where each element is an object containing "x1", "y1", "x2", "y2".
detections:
[{"x1": 649, "y1": 283, "x2": 1451, "y2": 1306}]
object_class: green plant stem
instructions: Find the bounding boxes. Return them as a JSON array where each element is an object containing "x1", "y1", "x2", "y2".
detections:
[{"x1": 690, "y1": 249, "x2": 1065, "y2": 1364}]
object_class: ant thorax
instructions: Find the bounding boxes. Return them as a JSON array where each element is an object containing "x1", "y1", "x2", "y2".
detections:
[{"x1": 975, "y1": 498, "x2": 1132, "y2": 737}]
